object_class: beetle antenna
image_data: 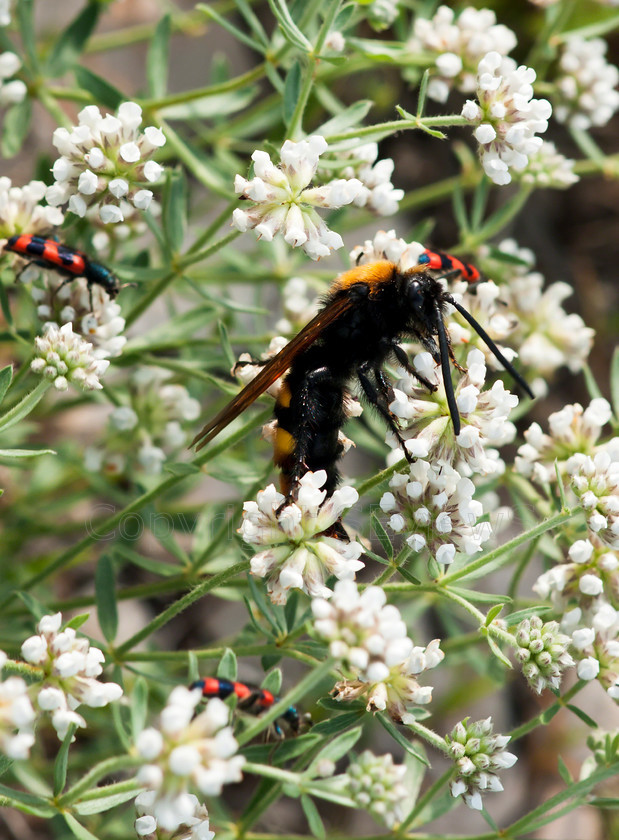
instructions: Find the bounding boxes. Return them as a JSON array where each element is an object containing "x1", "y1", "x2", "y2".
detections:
[
  {"x1": 445, "y1": 295, "x2": 534, "y2": 399},
  {"x1": 434, "y1": 304, "x2": 461, "y2": 436}
]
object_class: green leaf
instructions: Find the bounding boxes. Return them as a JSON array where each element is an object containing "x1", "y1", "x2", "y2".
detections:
[
  {"x1": 566, "y1": 704, "x2": 598, "y2": 728},
  {"x1": 283, "y1": 59, "x2": 302, "y2": 126},
  {"x1": 130, "y1": 677, "x2": 148, "y2": 740},
  {"x1": 16, "y1": 591, "x2": 48, "y2": 621},
  {"x1": 0, "y1": 278, "x2": 14, "y2": 327},
  {"x1": 380, "y1": 713, "x2": 430, "y2": 764},
  {"x1": 164, "y1": 461, "x2": 201, "y2": 477},
  {"x1": 46, "y1": 3, "x2": 101, "y2": 77},
  {"x1": 310, "y1": 711, "x2": 364, "y2": 737},
  {"x1": 370, "y1": 512, "x2": 393, "y2": 560},
  {"x1": 310, "y1": 726, "x2": 362, "y2": 765},
  {"x1": 301, "y1": 794, "x2": 325, "y2": 839},
  {"x1": 217, "y1": 648, "x2": 238, "y2": 681},
  {"x1": 0, "y1": 380, "x2": 49, "y2": 434},
  {"x1": 160, "y1": 88, "x2": 258, "y2": 121},
  {"x1": 2, "y1": 98, "x2": 32, "y2": 158},
  {"x1": 62, "y1": 812, "x2": 101, "y2": 840},
  {"x1": 503, "y1": 605, "x2": 551, "y2": 626},
  {"x1": 146, "y1": 14, "x2": 171, "y2": 98},
  {"x1": 485, "y1": 604, "x2": 504, "y2": 626},
  {"x1": 318, "y1": 100, "x2": 372, "y2": 137},
  {"x1": 53, "y1": 726, "x2": 75, "y2": 796},
  {"x1": 267, "y1": 0, "x2": 312, "y2": 50},
  {"x1": 16, "y1": 0, "x2": 38, "y2": 70},
  {"x1": 218, "y1": 320, "x2": 236, "y2": 370},
  {"x1": 198, "y1": 3, "x2": 264, "y2": 52},
  {"x1": 74, "y1": 66, "x2": 124, "y2": 109},
  {"x1": 447, "y1": 586, "x2": 512, "y2": 605},
  {"x1": 95, "y1": 555, "x2": 118, "y2": 643},
  {"x1": 262, "y1": 668, "x2": 282, "y2": 695},
  {"x1": 487, "y1": 635, "x2": 512, "y2": 669},
  {"x1": 0, "y1": 448, "x2": 56, "y2": 459},
  {"x1": 558, "y1": 755, "x2": 573, "y2": 785},
  {"x1": 162, "y1": 169, "x2": 187, "y2": 254},
  {"x1": 65, "y1": 613, "x2": 90, "y2": 631},
  {"x1": 73, "y1": 788, "x2": 140, "y2": 815}
]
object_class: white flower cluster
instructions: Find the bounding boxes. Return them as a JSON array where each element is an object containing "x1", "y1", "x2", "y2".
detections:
[
  {"x1": 350, "y1": 228, "x2": 425, "y2": 272},
  {"x1": 31, "y1": 322, "x2": 110, "y2": 391},
  {"x1": 85, "y1": 367, "x2": 201, "y2": 476},
  {"x1": 239, "y1": 471, "x2": 364, "y2": 604},
  {"x1": 0, "y1": 652, "x2": 35, "y2": 759},
  {"x1": 233, "y1": 135, "x2": 362, "y2": 260},
  {"x1": 516, "y1": 398, "x2": 612, "y2": 484},
  {"x1": 518, "y1": 140, "x2": 579, "y2": 189},
  {"x1": 30, "y1": 275, "x2": 126, "y2": 359},
  {"x1": 136, "y1": 687, "x2": 244, "y2": 833},
  {"x1": 448, "y1": 717, "x2": 517, "y2": 810},
  {"x1": 572, "y1": 450, "x2": 619, "y2": 550},
  {"x1": 380, "y1": 459, "x2": 491, "y2": 565},
  {"x1": 0, "y1": 51, "x2": 26, "y2": 106},
  {"x1": 554, "y1": 38, "x2": 619, "y2": 130},
  {"x1": 388, "y1": 348, "x2": 518, "y2": 477},
  {"x1": 135, "y1": 790, "x2": 214, "y2": 839},
  {"x1": 347, "y1": 751, "x2": 407, "y2": 827},
  {"x1": 89, "y1": 198, "x2": 156, "y2": 255},
  {"x1": 533, "y1": 537, "x2": 619, "y2": 701},
  {"x1": 366, "y1": 0, "x2": 399, "y2": 30},
  {"x1": 331, "y1": 142, "x2": 404, "y2": 216},
  {"x1": 0, "y1": 177, "x2": 63, "y2": 243},
  {"x1": 410, "y1": 6, "x2": 517, "y2": 103},
  {"x1": 21, "y1": 613, "x2": 123, "y2": 741},
  {"x1": 462, "y1": 52, "x2": 552, "y2": 185},
  {"x1": 486, "y1": 240, "x2": 594, "y2": 385},
  {"x1": 514, "y1": 615, "x2": 574, "y2": 693},
  {"x1": 312, "y1": 579, "x2": 444, "y2": 719},
  {"x1": 46, "y1": 102, "x2": 165, "y2": 223}
]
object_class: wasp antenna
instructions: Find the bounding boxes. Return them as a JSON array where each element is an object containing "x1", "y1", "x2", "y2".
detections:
[
  {"x1": 445, "y1": 295, "x2": 534, "y2": 400},
  {"x1": 434, "y1": 304, "x2": 461, "y2": 437}
]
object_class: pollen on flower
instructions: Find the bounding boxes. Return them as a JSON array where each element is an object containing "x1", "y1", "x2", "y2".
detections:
[
  {"x1": 45, "y1": 102, "x2": 166, "y2": 223},
  {"x1": 239, "y1": 470, "x2": 364, "y2": 604},
  {"x1": 232, "y1": 135, "x2": 363, "y2": 260}
]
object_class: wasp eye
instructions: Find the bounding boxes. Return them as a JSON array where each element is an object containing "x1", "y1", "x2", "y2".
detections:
[{"x1": 407, "y1": 280, "x2": 424, "y2": 309}]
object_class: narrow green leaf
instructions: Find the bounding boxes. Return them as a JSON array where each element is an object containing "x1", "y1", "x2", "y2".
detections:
[
  {"x1": 284, "y1": 590, "x2": 299, "y2": 632},
  {"x1": 164, "y1": 462, "x2": 201, "y2": 477},
  {"x1": 146, "y1": 14, "x2": 171, "y2": 98},
  {"x1": 310, "y1": 726, "x2": 362, "y2": 765},
  {"x1": 65, "y1": 613, "x2": 90, "y2": 631},
  {"x1": 2, "y1": 98, "x2": 33, "y2": 158},
  {"x1": 267, "y1": 0, "x2": 312, "y2": 50},
  {"x1": 0, "y1": 379, "x2": 49, "y2": 434},
  {"x1": 217, "y1": 648, "x2": 238, "y2": 681},
  {"x1": 198, "y1": 4, "x2": 264, "y2": 52},
  {"x1": 130, "y1": 678, "x2": 148, "y2": 740},
  {"x1": 95, "y1": 555, "x2": 118, "y2": 644},
  {"x1": 557, "y1": 755, "x2": 573, "y2": 785},
  {"x1": 62, "y1": 812, "x2": 101, "y2": 840},
  {"x1": 74, "y1": 66, "x2": 124, "y2": 109},
  {"x1": 0, "y1": 279, "x2": 14, "y2": 327},
  {"x1": 310, "y1": 711, "x2": 364, "y2": 737},
  {"x1": 46, "y1": 3, "x2": 101, "y2": 76},
  {"x1": 0, "y1": 781, "x2": 52, "y2": 812},
  {"x1": 0, "y1": 365, "x2": 13, "y2": 403},
  {"x1": 487, "y1": 635, "x2": 512, "y2": 668},
  {"x1": 581, "y1": 363, "x2": 604, "y2": 402},
  {"x1": 566, "y1": 704, "x2": 598, "y2": 728},
  {"x1": 53, "y1": 726, "x2": 75, "y2": 796},
  {"x1": 447, "y1": 586, "x2": 512, "y2": 605},
  {"x1": 218, "y1": 321, "x2": 236, "y2": 370},
  {"x1": 163, "y1": 169, "x2": 187, "y2": 254},
  {"x1": 370, "y1": 512, "x2": 394, "y2": 560},
  {"x1": 0, "y1": 448, "x2": 56, "y2": 458},
  {"x1": 417, "y1": 68, "x2": 430, "y2": 117},
  {"x1": 73, "y1": 788, "x2": 140, "y2": 814},
  {"x1": 380, "y1": 713, "x2": 431, "y2": 765},
  {"x1": 283, "y1": 59, "x2": 302, "y2": 126},
  {"x1": 16, "y1": 0, "x2": 38, "y2": 70},
  {"x1": 485, "y1": 604, "x2": 504, "y2": 626},
  {"x1": 301, "y1": 794, "x2": 326, "y2": 840},
  {"x1": 318, "y1": 100, "x2": 372, "y2": 137},
  {"x1": 16, "y1": 591, "x2": 47, "y2": 621}
]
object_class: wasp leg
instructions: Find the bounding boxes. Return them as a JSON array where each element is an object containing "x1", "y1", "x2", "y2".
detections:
[
  {"x1": 390, "y1": 341, "x2": 438, "y2": 392},
  {"x1": 357, "y1": 363, "x2": 414, "y2": 463}
]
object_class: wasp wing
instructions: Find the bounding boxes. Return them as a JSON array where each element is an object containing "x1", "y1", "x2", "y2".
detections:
[{"x1": 191, "y1": 293, "x2": 353, "y2": 451}]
